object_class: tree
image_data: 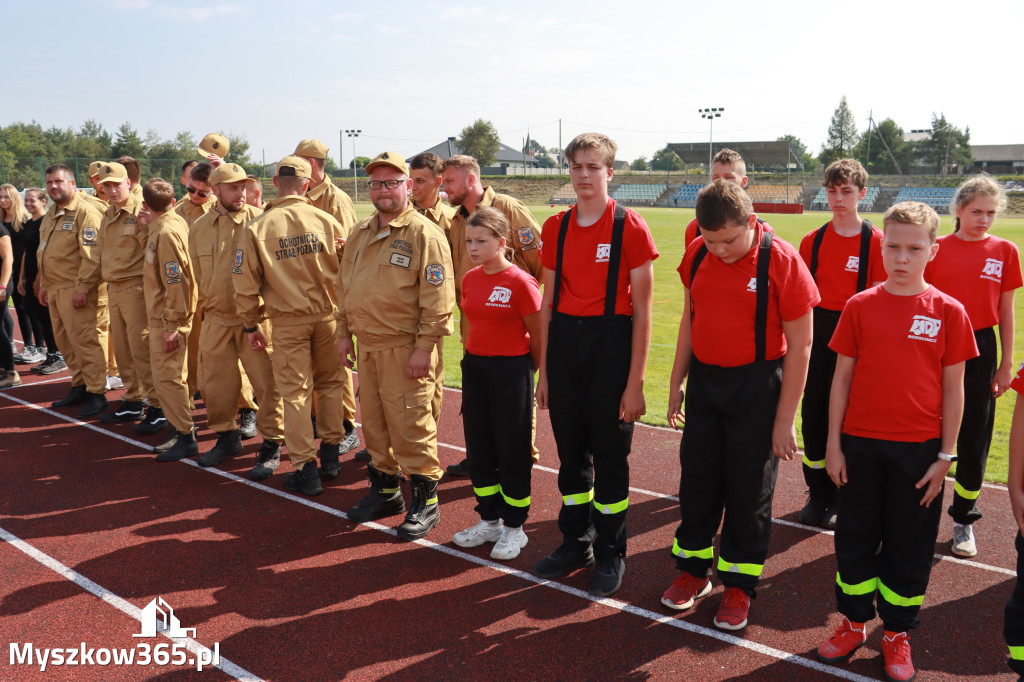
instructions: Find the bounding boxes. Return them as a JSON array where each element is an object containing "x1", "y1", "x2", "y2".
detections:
[
  {"x1": 820, "y1": 96, "x2": 859, "y2": 165},
  {"x1": 914, "y1": 113, "x2": 972, "y2": 175},
  {"x1": 853, "y1": 118, "x2": 912, "y2": 175},
  {"x1": 632, "y1": 156, "x2": 649, "y2": 171},
  {"x1": 220, "y1": 132, "x2": 251, "y2": 164},
  {"x1": 349, "y1": 156, "x2": 371, "y2": 170},
  {"x1": 111, "y1": 122, "x2": 147, "y2": 159},
  {"x1": 650, "y1": 146, "x2": 684, "y2": 172},
  {"x1": 776, "y1": 134, "x2": 814, "y2": 170},
  {"x1": 457, "y1": 119, "x2": 501, "y2": 166}
]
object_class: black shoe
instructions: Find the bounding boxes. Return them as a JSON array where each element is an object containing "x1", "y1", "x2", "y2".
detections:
[
  {"x1": 589, "y1": 555, "x2": 626, "y2": 597},
  {"x1": 99, "y1": 400, "x2": 145, "y2": 424},
  {"x1": 348, "y1": 466, "x2": 405, "y2": 522},
  {"x1": 153, "y1": 432, "x2": 180, "y2": 454},
  {"x1": 533, "y1": 542, "x2": 596, "y2": 579},
  {"x1": 78, "y1": 392, "x2": 109, "y2": 418},
  {"x1": 283, "y1": 461, "x2": 323, "y2": 496},
  {"x1": 238, "y1": 408, "x2": 257, "y2": 439},
  {"x1": 37, "y1": 354, "x2": 67, "y2": 375},
  {"x1": 354, "y1": 447, "x2": 371, "y2": 463},
  {"x1": 193, "y1": 390, "x2": 202, "y2": 401},
  {"x1": 320, "y1": 442, "x2": 341, "y2": 478},
  {"x1": 446, "y1": 458, "x2": 469, "y2": 477},
  {"x1": 197, "y1": 430, "x2": 242, "y2": 468},
  {"x1": 339, "y1": 420, "x2": 360, "y2": 454},
  {"x1": 822, "y1": 489, "x2": 839, "y2": 530},
  {"x1": 53, "y1": 384, "x2": 88, "y2": 407},
  {"x1": 397, "y1": 475, "x2": 440, "y2": 541},
  {"x1": 798, "y1": 490, "x2": 828, "y2": 527},
  {"x1": 249, "y1": 441, "x2": 282, "y2": 481},
  {"x1": 133, "y1": 406, "x2": 167, "y2": 434},
  {"x1": 156, "y1": 429, "x2": 199, "y2": 462}
]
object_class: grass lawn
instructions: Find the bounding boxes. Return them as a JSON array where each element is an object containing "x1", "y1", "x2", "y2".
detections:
[{"x1": 351, "y1": 202, "x2": 1024, "y2": 485}]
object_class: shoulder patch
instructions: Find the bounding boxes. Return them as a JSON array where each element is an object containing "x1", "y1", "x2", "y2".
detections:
[
  {"x1": 425, "y1": 263, "x2": 445, "y2": 286},
  {"x1": 517, "y1": 225, "x2": 536, "y2": 246},
  {"x1": 82, "y1": 226, "x2": 97, "y2": 244},
  {"x1": 165, "y1": 261, "x2": 181, "y2": 278}
]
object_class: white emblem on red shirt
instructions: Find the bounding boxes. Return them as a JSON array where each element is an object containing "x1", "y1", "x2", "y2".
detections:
[
  {"x1": 487, "y1": 286, "x2": 512, "y2": 305},
  {"x1": 746, "y1": 277, "x2": 757, "y2": 293},
  {"x1": 596, "y1": 244, "x2": 611, "y2": 263},
  {"x1": 982, "y1": 258, "x2": 1003, "y2": 281},
  {"x1": 909, "y1": 315, "x2": 941, "y2": 342},
  {"x1": 845, "y1": 256, "x2": 860, "y2": 273}
]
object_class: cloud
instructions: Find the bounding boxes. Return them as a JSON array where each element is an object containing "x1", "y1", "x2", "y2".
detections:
[{"x1": 161, "y1": 3, "x2": 240, "y2": 21}]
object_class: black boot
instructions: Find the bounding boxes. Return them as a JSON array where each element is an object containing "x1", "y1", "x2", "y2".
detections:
[
  {"x1": 53, "y1": 384, "x2": 87, "y2": 407},
  {"x1": 821, "y1": 486, "x2": 839, "y2": 530},
  {"x1": 354, "y1": 447, "x2": 371, "y2": 462},
  {"x1": 533, "y1": 530, "x2": 596, "y2": 579},
  {"x1": 348, "y1": 465, "x2": 405, "y2": 522},
  {"x1": 446, "y1": 458, "x2": 469, "y2": 476},
  {"x1": 156, "y1": 429, "x2": 199, "y2": 462},
  {"x1": 283, "y1": 461, "x2": 323, "y2": 496},
  {"x1": 78, "y1": 392, "x2": 109, "y2": 418},
  {"x1": 249, "y1": 441, "x2": 282, "y2": 481},
  {"x1": 799, "y1": 484, "x2": 830, "y2": 527},
  {"x1": 320, "y1": 442, "x2": 341, "y2": 478},
  {"x1": 397, "y1": 475, "x2": 440, "y2": 541},
  {"x1": 238, "y1": 408, "x2": 257, "y2": 439},
  {"x1": 99, "y1": 400, "x2": 145, "y2": 424},
  {"x1": 198, "y1": 430, "x2": 243, "y2": 468},
  {"x1": 133, "y1": 406, "x2": 167, "y2": 434}
]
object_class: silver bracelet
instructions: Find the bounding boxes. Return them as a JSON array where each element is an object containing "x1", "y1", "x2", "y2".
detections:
[{"x1": 937, "y1": 451, "x2": 958, "y2": 462}]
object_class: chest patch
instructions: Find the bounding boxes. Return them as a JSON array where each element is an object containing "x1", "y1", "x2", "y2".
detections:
[
  {"x1": 61, "y1": 221, "x2": 74, "y2": 231},
  {"x1": 595, "y1": 244, "x2": 611, "y2": 263},
  {"x1": 233, "y1": 249, "x2": 243, "y2": 274},
  {"x1": 390, "y1": 252, "x2": 411, "y2": 268}
]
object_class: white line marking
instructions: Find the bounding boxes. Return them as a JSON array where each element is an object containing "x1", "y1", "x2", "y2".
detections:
[{"x1": 0, "y1": 525, "x2": 263, "y2": 681}]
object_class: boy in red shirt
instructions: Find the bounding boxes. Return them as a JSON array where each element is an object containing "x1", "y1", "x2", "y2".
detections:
[
  {"x1": 818, "y1": 202, "x2": 978, "y2": 682},
  {"x1": 797, "y1": 159, "x2": 886, "y2": 528},
  {"x1": 662, "y1": 180, "x2": 817, "y2": 631},
  {"x1": 684, "y1": 148, "x2": 762, "y2": 248},
  {"x1": 532, "y1": 133, "x2": 658, "y2": 597}
]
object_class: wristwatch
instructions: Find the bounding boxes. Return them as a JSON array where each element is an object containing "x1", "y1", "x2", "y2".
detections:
[
  {"x1": 937, "y1": 451, "x2": 958, "y2": 463},
  {"x1": 242, "y1": 324, "x2": 258, "y2": 333}
]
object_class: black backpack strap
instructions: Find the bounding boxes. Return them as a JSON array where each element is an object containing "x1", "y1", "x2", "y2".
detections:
[
  {"x1": 690, "y1": 244, "x2": 708, "y2": 286},
  {"x1": 856, "y1": 219, "x2": 872, "y2": 293},
  {"x1": 809, "y1": 222, "x2": 828, "y2": 281},
  {"x1": 603, "y1": 204, "x2": 627, "y2": 317},
  {"x1": 755, "y1": 231, "x2": 773, "y2": 363},
  {"x1": 550, "y1": 209, "x2": 572, "y2": 315}
]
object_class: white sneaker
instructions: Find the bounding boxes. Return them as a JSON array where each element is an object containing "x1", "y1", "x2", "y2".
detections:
[
  {"x1": 952, "y1": 524, "x2": 977, "y2": 557},
  {"x1": 106, "y1": 375, "x2": 125, "y2": 390},
  {"x1": 453, "y1": 519, "x2": 503, "y2": 547},
  {"x1": 490, "y1": 525, "x2": 528, "y2": 560}
]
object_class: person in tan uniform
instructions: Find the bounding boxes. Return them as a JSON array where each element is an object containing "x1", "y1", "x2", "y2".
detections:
[
  {"x1": 116, "y1": 156, "x2": 144, "y2": 203},
  {"x1": 190, "y1": 163, "x2": 285, "y2": 477},
  {"x1": 338, "y1": 151, "x2": 455, "y2": 541},
  {"x1": 37, "y1": 164, "x2": 108, "y2": 417},
  {"x1": 83, "y1": 161, "x2": 110, "y2": 211},
  {"x1": 138, "y1": 179, "x2": 200, "y2": 462},
  {"x1": 245, "y1": 175, "x2": 264, "y2": 210},
  {"x1": 234, "y1": 156, "x2": 347, "y2": 495},
  {"x1": 94, "y1": 162, "x2": 165, "y2": 433},
  {"x1": 441, "y1": 154, "x2": 545, "y2": 475},
  {"x1": 81, "y1": 160, "x2": 118, "y2": 387},
  {"x1": 293, "y1": 138, "x2": 360, "y2": 455}
]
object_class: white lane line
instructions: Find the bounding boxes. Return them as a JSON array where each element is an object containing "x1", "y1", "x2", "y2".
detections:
[
  {"x1": 1, "y1": 393, "x2": 878, "y2": 680},
  {"x1": 0, "y1": 525, "x2": 263, "y2": 681}
]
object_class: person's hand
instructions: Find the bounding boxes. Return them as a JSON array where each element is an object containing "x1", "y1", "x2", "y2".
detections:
[
  {"x1": 337, "y1": 337, "x2": 355, "y2": 368},
  {"x1": 163, "y1": 330, "x2": 180, "y2": 352},
  {"x1": 668, "y1": 388, "x2": 685, "y2": 429},
  {"x1": 407, "y1": 348, "x2": 431, "y2": 379},
  {"x1": 207, "y1": 154, "x2": 224, "y2": 168},
  {"x1": 826, "y1": 443, "x2": 847, "y2": 487},
  {"x1": 72, "y1": 290, "x2": 87, "y2": 309},
  {"x1": 38, "y1": 289, "x2": 48, "y2": 307},
  {"x1": 994, "y1": 365, "x2": 1013, "y2": 398},
  {"x1": 619, "y1": 383, "x2": 645, "y2": 423},
  {"x1": 138, "y1": 204, "x2": 153, "y2": 227},
  {"x1": 915, "y1": 459, "x2": 952, "y2": 507},
  {"x1": 772, "y1": 418, "x2": 798, "y2": 460},
  {"x1": 16, "y1": 280, "x2": 25, "y2": 296},
  {"x1": 248, "y1": 329, "x2": 268, "y2": 351},
  {"x1": 535, "y1": 371, "x2": 548, "y2": 410}
]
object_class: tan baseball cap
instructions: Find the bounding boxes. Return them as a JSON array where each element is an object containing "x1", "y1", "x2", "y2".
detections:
[
  {"x1": 97, "y1": 162, "x2": 128, "y2": 184},
  {"x1": 276, "y1": 156, "x2": 312, "y2": 179},
  {"x1": 88, "y1": 161, "x2": 106, "y2": 178},
  {"x1": 365, "y1": 151, "x2": 408, "y2": 176},
  {"x1": 210, "y1": 163, "x2": 247, "y2": 186},
  {"x1": 198, "y1": 133, "x2": 229, "y2": 158},
  {"x1": 294, "y1": 139, "x2": 328, "y2": 159}
]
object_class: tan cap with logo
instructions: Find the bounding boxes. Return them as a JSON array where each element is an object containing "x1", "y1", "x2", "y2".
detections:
[
  {"x1": 97, "y1": 162, "x2": 128, "y2": 184},
  {"x1": 88, "y1": 161, "x2": 106, "y2": 178},
  {"x1": 210, "y1": 163, "x2": 247, "y2": 186},
  {"x1": 198, "y1": 133, "x2": 230, "y2": 158},
  {"x1": 365, "y1": 151, "x2": 408, "y2": 176}
]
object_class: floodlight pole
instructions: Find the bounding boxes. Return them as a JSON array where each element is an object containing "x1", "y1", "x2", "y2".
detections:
[
  {"x1": 345, "y1": 129, "x2": 361, "y2": 202},
  {"x1": 699, "y1": 107, "x2": 724, "y2": 176}
]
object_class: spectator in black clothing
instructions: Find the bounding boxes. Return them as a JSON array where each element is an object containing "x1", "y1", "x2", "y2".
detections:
[
  {"x1": 1, "y1": 184, "x2": 44, "y2": 365},
  {"x1": 18, "y1": 188, "x2": 63, "y2": 375},
  {"x1": 0, "y1": 214, "x2": 16, "y2": 388}
]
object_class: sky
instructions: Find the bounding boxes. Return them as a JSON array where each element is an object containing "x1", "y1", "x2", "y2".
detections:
[{"x1": 4, "y1": 0, "x2": 1021, "y2": 167}]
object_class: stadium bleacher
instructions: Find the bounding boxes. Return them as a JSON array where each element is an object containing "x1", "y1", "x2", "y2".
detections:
[
  {"x1": 670, "y1": 184, "x2": 704, "y2": 208},
  {"x1": 892, "y1": 187, "x2": 957, "y2": 212},
  {"x1": 611, "y1": 183, "x2": 664, "y2": 205},
  {"x1": 809, "y1": 186, "x2": 881, "y2": 211},
  {"x1": 549, "y1": 183, "x2": 577, "y2": 205},
  {"x1": 746, "y1": 184, "x2": 802, "y2": 204}
]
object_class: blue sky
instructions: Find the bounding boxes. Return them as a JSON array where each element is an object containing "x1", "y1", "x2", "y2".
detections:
[{"x1": 4, "y1": 0, "x2": 1021, "y2": 166}]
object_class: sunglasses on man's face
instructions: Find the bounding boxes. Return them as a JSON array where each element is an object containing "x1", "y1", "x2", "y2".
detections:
[{"x1": 187, "y1": 186, "x2": 210, "y2": 198}]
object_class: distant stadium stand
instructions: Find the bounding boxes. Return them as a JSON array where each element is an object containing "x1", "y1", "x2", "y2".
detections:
[
  {"x1": 549, "y1": 183, "x2": 577, "y2": 205},
  {"x1": 809, "y1": 186, "x2": 880, "y2": 211},
  {"x1": 612, "y1": 184, "x2": 664, "y2": 205},
  {"x1": 747, "y1": 185, "x2": 802, "y2": 204},
  {"x1": 671, "y1": 184, "x2": 704, "y2": 208},
  {"x1": 892, "y1": 187, "x2": 957, "y2": 212}
]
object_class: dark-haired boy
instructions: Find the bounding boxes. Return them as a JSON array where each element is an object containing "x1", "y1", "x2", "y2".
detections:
[
  {"x1": 663, "y1": 180, "x2": 817, "y2": 630},
  {"x1": 817, "y1": 202, "x2": 977, "y2": 682},
  {"x1": 797, "y1": 159, "x2": 885, "y2": 528}
]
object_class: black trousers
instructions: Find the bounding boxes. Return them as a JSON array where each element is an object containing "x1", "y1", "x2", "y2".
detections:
[
  {"x1": 461, "y1": 352, "x2": 535, "y2": 528},
  {"x1": 547, "y1": 313, "x2": 633, "y2": 559},
  {"x1": 834, "y1": 434, "x2": 942, "y2": 632},
  {"x1": 1004, "y1": 531, "x2": 1024, "y2": 677},
  {"x1": 950, "y1": 327, "x2": 996, "y2": 525},
  {"x1": 801, "y1": 307, "x2": 841, "y2": 492},
  {"x1": 673, "y1": 357, "x2": 783, "y2": 592},
  {"x1": 24, "y1": 291, "x2": 57, "y2": 353}
]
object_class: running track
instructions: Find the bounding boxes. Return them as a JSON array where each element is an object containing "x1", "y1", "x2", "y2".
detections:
[{"x1": 0, "y1": 343, "x2": 1018, "y2": 680}]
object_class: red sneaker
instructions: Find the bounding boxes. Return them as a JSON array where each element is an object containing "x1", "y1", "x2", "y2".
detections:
[
  {"x1": 882, "y1": 631, "x2": 915, "y2": 681},
  {"x1": 817, "y1": 616, "x2": 867, "y2": 662},
  {"x1": 661, "y1": 572, "x2": 711, "y2": 611},
  {"x1": 713, "y1": 586, "x2": 750, "y2": 630}
]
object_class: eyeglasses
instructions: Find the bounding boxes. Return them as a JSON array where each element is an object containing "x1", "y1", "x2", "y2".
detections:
[
  {"x1": 366, "y1": 179, "x2": 406, "y2": 190},
  {"x1": 187, "y1": 186, "x2": 211, "y2": 198}
]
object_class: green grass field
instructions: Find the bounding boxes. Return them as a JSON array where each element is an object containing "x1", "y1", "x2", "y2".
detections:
[{"x1": 351, "y1": 202, "x2": 1024, "y2": 485}]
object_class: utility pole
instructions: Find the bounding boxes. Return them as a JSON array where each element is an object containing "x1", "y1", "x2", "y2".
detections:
[
  {"x1": 865, "y1": 110, "x2": 872, "y2": 172},
  {"x1": 345, "y1": 129, "x2": 361, "y2": 202},
  {"x1": 699, "y1": 107, "x2": 723, "y2": 175}
]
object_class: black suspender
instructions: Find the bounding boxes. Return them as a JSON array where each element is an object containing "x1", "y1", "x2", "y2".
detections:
[
  {"x1": 690, "y1": 230, "x2": 774, "y2": 362},
  {"x1": 809, "y1": 219, "x2": 873, "y2": 293},
  {"x1": 551, "y1": 204, "x2": 628, "y2": 317}
]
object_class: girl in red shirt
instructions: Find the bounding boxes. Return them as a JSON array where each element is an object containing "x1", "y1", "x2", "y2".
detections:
[
  {"x1": 925, "y1": 174, "x2": 1021, "y2": 558},
  {"x1": 452, "y1": 207, "x2": 542, "y2": 561}
]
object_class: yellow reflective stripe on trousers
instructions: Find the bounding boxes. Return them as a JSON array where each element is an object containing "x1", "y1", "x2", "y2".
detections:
[
  {"x1": 836, "y1": 573, "x2": 877, "y2": 596},
  {"x1": 381, "y1": 487, "x2": 401, "y2": 494},
  {"x1": 717, "y1": 558, "x2": 764, "y2": 577},
  {"x1": 1009, "y1": 645, "x2": 1024, "y2": 661},
  {"x1": 593, "y1": 498, "x2": 628, "y2": 515},
  {"x1": 473, "y1": 484, "x2": 501, "y2": 497},
  {"x1": 954, "y1": 481, "x2": 981, "y2": 500},
  {"x1": 802, "y1": 453, "x2": 825, "y2": 469},
  {"x1": 877, "y1": 579, "x2": 924, "y2": 607},
  {"x1": 501, "y1": 489, "x2": 531, "y2": 508},
  {"x1": 563, "y1": 490, "x2": 594, "y2": 506},
  {"x1": 671, "y1": 538, "x2": 713, "y2": 560},
  {"x1": 425, "y1": 496, "x2": 438, "y2": 506}
]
